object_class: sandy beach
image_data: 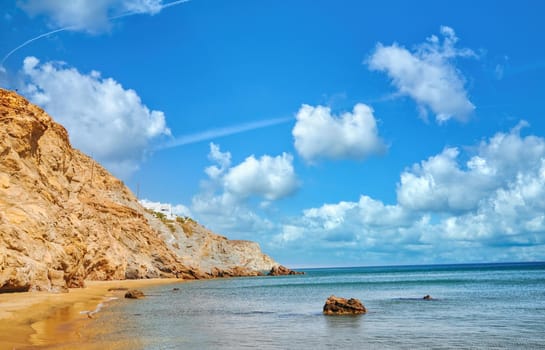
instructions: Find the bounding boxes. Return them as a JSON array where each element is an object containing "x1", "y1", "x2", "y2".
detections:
[{"x1": 0, "y1": 278, "x2": 183, "y2": 349}]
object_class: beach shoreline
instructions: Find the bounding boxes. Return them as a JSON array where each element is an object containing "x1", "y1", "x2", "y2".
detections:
[{"x1": 0, "y1": 278, "x2": 184, "y2": 349}]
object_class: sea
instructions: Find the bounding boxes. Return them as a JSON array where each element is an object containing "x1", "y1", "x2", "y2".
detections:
[{"x1": 90, "y1": 262, "x2": 545, "y2": 349}]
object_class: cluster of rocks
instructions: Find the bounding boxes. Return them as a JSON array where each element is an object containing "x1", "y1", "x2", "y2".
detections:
[{"x1": 267, "y1": 265, "x2": 305, "y2": 276}]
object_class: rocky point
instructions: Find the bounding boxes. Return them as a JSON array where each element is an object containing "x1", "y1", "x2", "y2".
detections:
[{"x1": 0, "y1": 89, "x2": 278, "y2": 293}]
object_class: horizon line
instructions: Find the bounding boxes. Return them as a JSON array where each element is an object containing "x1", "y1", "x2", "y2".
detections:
[{"x1": 291, "y1": 260, "x2": 545, "y2": 270}]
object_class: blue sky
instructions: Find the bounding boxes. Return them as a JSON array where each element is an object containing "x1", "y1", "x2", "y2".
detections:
[{"x1": 1, "y1": 0, "x2": 545, "y2": 267}]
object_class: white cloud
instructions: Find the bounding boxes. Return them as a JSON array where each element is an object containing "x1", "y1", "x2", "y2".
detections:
[
  {"x1": 368, "y1": 26, "x2": 476, "y2": 122},
  {"x1": 287, "y1": 195, "x2": 413, "y2": 246},
  {"x1": 202, "y1": 143, "x2": 299, "y2": 202},
  {"x1": 292, "y1": 103, "x2": 387, "y2": 162},
  {"x1": 176, "y1": 143, "x2": 298, "y2": 240},
  {"x1": 223, "y1": 152, "x2": 298, "y2": 201},
  {"x1": 204, "y1": 143, "x2": 232, "y2": 180},
  {"x1": 397, "y1": 121, "x2": 545, "y2": 213},
  {"x1": 21, "y1": 56, "x2": 170, "y2": 178},
  {"x1": 18, "y1": 0, "x2": 164, "y2": 33},
  {"x1": 272, "y1": 225, "x2": 305, "y2": 245},
  {"x1": 397, "y1": 148, "x2": 495, "y2": 212},
  {"x1": 304, "y1": 201, "x2": 357, "y2": 231},
  {"x1": 276, "y1": 123, "x2": 545, "y2": 263}
]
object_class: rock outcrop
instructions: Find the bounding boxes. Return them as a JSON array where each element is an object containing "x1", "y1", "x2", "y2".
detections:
[
  {"x1": 144, "y1": 215, "x2": 277, "y2": 277},
  {"x1": 0, "y1": 89, "x2": 277, "y2": 292},
  {"x1": 124, "y1": 289, "x2": 145, "y2": 299},
  {"x1": 267, "y1": 265, "x2": 304, "y2": 276},
  {"x1": 323, "y1": 295, "x2": 366, "y2": 315}
]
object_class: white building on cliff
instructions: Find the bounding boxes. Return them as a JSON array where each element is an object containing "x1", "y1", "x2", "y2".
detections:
[{"x1": 139, "y1": 199, "x2": 175, "y2": 220}]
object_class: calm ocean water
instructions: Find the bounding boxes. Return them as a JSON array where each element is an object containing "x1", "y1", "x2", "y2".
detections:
[{"x1": 91, "y1": 262, "x2": 545, "y2": 349}]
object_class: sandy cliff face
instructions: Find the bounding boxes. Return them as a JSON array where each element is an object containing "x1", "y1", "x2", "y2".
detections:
[
  {"x1": 145, "y1": 215, "x2": 277, "y2": 276},
  {"x1": 0, "y1": 89, "x2": 277, "y2": 292}
]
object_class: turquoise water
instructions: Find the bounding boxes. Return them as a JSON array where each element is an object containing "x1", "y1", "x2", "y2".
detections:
[{"x1": 95, "y1": 262, "x2": 545, "y2": 349}]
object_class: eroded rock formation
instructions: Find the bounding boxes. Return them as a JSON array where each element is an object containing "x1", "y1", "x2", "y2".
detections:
[
  {"x1": 323, "y1": 295, "x2": 367, "y2": 315},
  {"x1": 267, "y1": 265, "x2": 304, "y2": 276},
  {"x1": 145, "y1": 215, "x2": 277, "y2": 277},
  {"x1": 0, "y1": 89, "x2": 277, "y2": 292}
]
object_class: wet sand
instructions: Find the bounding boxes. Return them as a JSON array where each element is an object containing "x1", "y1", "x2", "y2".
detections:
[{"x1": 0, "y1": 278, "x2": 183, "y2": 349}]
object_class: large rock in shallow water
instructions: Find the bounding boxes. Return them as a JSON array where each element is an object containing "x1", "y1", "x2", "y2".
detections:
[{"x1": 323, "y1": 295, "x2": 366, "y2": 315}]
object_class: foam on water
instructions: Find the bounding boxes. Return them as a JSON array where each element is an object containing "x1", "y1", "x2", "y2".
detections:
[{"x1": 80, "y1": 297, "x2": 118, "y2": 317}]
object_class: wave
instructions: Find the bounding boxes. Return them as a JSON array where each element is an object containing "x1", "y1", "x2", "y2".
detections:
[{"x1": 80, "y1": 297, "x2": 118, "y2": 318}]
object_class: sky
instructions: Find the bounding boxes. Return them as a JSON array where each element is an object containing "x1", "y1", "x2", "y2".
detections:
[{"x1": 1, "y1": 0, "x2": 545, "y2": 267}]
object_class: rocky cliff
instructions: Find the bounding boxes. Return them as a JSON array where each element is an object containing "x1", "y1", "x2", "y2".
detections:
[
  {"x1": 0, "y1": 89, "x2": 277, "y2": 293},
  {"x1": 146, "y1": 215, "x2": 277, "y2": 277}
]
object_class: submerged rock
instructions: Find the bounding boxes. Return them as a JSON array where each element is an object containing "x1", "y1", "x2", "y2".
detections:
[
  {"x1": 267, "y1": 265, "x2": 305, "y2": 276},
  {"x1": 323, "y1": 295, "x2": 366, "y2": 315},
  {"x1": 124, "y1": 289, "x2": 145, "y2": 299}
]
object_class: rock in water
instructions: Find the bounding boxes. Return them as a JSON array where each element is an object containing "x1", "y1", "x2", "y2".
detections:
[
  {"x1": 323, "y1": 295, "x2": 367, "y2": 315},
  {"x1": 125, "y1": 289, "x2": 145, "y2": 299},
  {"x1": 267, "y1": 265, "x2": 305, "y2": 276}
]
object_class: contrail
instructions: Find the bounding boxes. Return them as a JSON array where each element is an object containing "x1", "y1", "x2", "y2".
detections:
[
  {"x1": 156, "y1": 117, "x2": 293, "y2": 150},
  {"x1": 1, "y1": 0, "x2": 191, "y2": 66},
  {"x1": 1, "y1": 27, "x2": 70, "y2": 66},
  {"x1": 158, "y1": 0, "x2": 191, "y2": 10}
]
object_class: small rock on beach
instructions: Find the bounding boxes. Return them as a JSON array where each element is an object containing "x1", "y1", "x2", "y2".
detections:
[{"x1": 124, "y1": 289, "x2": 145, "y2": 299}]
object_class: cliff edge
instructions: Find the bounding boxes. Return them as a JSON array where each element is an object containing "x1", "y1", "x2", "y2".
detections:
[{"x1": 0, "y1": 89, "x2": 277, "y2": 292}]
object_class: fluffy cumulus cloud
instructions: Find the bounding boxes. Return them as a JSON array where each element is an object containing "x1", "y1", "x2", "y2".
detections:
[
  {"x1": 368, "y1": 26, "x2": 476, "y2": 123},
  {"x1": 275, "y1": 123, "x2": 545, "y2": 264},
  {"x1": 17, "y1": 0, "x2": 165, "y2": 33},
  {"x1": 205, "y1": 143, "x2": 299, "y2": 202},
  {"x1": 223, "y1": 153, "x2": 298, "y2": 201},
  {"x1": 21, "y1": 56, "x2": 170, "y2": 178},
  {"x1": 396, "y1": 148, "x2": 496, "y2": 213},
  {"x1": 291, "y1": 195, "x2": 414, "y2": 247},
  {"x1": 292, "y1": 103, "x2": 387, "y2": 162},
  {"x1": 184, "y1": 143, "x2": 298, "y2": 239},
  {"x1": 397, "y1": 121, "x2": 545, "y2": 213}
]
